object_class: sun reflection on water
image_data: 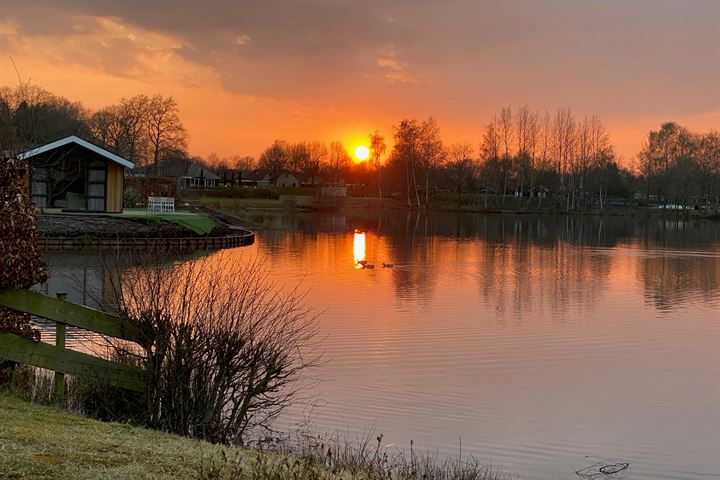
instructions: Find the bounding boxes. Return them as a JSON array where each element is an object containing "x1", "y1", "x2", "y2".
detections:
[{"x1": 353, "y1": 230, "x2": 366, "y2": 268}]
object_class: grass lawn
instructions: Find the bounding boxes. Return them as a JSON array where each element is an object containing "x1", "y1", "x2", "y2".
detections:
[
  {"x1": 120, "y1": 212, "x2": 216, "y2": 235},
  {"x1": 198, "y1": 196, "x2": 321, "y2": 209}
]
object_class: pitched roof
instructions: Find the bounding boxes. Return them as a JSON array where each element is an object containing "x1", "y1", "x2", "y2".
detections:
[
  {"x1": 187, "y1": 164, "x2": 220, "y2": 180},
  {"x1": 17, "y1": 135, "x2": 134, "y2": 169},
  {"x1": 246, "y1": 169, "x2": 272, "y2": 182}
]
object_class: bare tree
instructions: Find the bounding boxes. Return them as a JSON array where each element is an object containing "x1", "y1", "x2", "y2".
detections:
[
  {"x1": 479, "y1": 119, "x2": 502, "y2": 208},
  {"x1": 146, "y1": 95, "x2": 188, "y2": 176},
  {"x1": 526, "y1": 109, "x2": 540, "y2": 198},
  {"x1": 230, "y1": 155, "x2": 256, "y2": 173},
  {"x1": 104, "y1": 253, "x2": 319, "y2": 444},
  {"x1": 536, "y1": 111, "x2": 553, "y2": 206},
  {"x1": 1, "y1": 83, "x2": 90, "y2": 151},
  {"x1": 259, "y1": 140, "x2": 289, "y2": 177},
  {"x1": 326, "y1": 141, "x2": 351, "y2": 184},
  {"x1": 287, "y1": 142, "x2": 310, "y2": 175},
  {"x1": 445, "y1": 143, "x2": 477, "y2": 206},
  {"x1": 89, "y1": 106, "x2": 126, "y2": 154},
  {"x1": 498, "y1": 107, "x2": 514, "y2": 202},
  {"x1": 498, "y1": 106, "x2": 514, "y2": 159},
  {"x1": 419, "y1": 117, "x2": 444, "y2": 206},
  {"x1": 553, "y1": 107, "x2": 576, "y2": 210},
  {"x1": 514, "y1": 105, "x2": 536, "y2": 202},
  {"x1": 588, "y1": 115, "x2": 613, "y2": 209},
  {"x1": 369, "y1": 130, "x2": 386, "y2": 199},
  {"x1": 304, "y1": 141, "x2": 327, "y2": 183},
  {"x1": 391, "y1": 119, "x2": 422, "y2": 208},
  {"x1": 696, "y1": 131, "x2": 720, "y2": 206}
]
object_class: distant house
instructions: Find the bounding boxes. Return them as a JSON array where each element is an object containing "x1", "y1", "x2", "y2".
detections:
[
  {"x1": 179, "y1": 165, "x2": 220, "y2": 188},
  {"x1": 243, "y1": 169, "x2": 273, "y2": 187},
  {"x1": 241, "y1": 169, "x2": 299, "y2": 188},
  {"x1": 321, "y1": 185, "x2": 348, "y2": 197},
  {"x1": 274, "y1": 171, "x2": 300, "y2": 188},
  {"x1": 19, "y1": 135, "x2": 134, "y2": 213},
  {"x1": 299, "y1": 173, "x2": 323, "y2": 187}
]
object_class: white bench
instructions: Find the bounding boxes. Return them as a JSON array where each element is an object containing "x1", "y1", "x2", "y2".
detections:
[{"x1": 147, "y1": 196, "x2": 175, "y2": 213}]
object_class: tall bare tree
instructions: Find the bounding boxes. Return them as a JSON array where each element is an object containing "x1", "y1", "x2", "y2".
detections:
[
  {"x1": 391, "y1": 119, "x2": 422, "y2": 208},
  {"x1": 514, "y1": 105, "x2": 537, "y2": 201},
  {"x1": 479, "y1": 119, "x2": 502, "y2": 208},
  {"x1": 536, "y1": 111, "x2": 553, "y2": 206},
  {"x1": 230, "y1": 155, "x2": 256, "y2": 173},
  {"x1": 326, "y1": 141, "x2": 351, "y2": 184},
  {"x1": 259, "y1": 140, "x2": 289, "y2": 177},
  {"x1": 369, "y1": 130, "x2": 386, "y2": 199},
  {"x1": 419, "y1": 117, "x2": 444, "y2": 206},
  {"x1": 497, "y1": 107, "x2": 514, "y2": 202},
  {"x1": 445, "y1": 143, "x2": 477, "y2": 205},
  {"x1": 553, "y1": 107, "x2": 576, "y2": 210},
  {"x1": 305, "y1": 141, "x2": 327, "y2": 182},
  {"x1": 287, "y1": 142, "x2": 310, "y2": 175},
  {"x1": 146, "y1": 95, "x2": 188, "y2": 176}
]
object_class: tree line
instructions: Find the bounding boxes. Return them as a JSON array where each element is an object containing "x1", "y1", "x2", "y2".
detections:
[
  {"x1": 2, "y1": 83, "x2": 718, "y2": 210},
  {"x1": 0, "y1": 83, "x2": 189, "y2": 177},
  {"x1": 376, "y1": 107, "x2": 718, "y2": 211},
  {"x1": 383, "y1": 108, "x2": 629, "y2": 210}
]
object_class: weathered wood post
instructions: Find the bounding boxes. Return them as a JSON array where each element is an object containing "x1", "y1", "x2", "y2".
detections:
[{"x1": 54, "y1": 292, "x2": 67, "y2": 405}]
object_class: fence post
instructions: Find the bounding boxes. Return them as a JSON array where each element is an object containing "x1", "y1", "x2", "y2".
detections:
[{"x1": 53, "y1": 292, "x2": 67, "y2": 405}]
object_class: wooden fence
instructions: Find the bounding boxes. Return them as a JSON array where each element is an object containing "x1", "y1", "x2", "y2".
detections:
[{"x1": 0, "y1": 287, "x2": 145, "y2": 402}]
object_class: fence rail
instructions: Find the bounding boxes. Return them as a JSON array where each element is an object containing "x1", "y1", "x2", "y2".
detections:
[{"x1": 0, "y1": 287, "x2": 145, "y2": 398}]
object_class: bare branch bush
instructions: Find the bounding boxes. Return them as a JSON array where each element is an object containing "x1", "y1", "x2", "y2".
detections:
[{"x1": 104, "y1": 251, "x2": 320, "y2": 445}]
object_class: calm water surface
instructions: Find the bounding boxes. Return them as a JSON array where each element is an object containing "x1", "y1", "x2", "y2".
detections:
[{"x1": 42, "y1": 212, "x2": 720, "y2": 480}]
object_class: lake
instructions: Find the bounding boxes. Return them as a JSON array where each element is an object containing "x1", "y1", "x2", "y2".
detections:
[{"x1": 40, "y1": 212, "x2": 720, "y2": 479}]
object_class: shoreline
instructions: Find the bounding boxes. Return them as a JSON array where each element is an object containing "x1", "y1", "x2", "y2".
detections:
[
  {"x1": 36, "y1": 212, "x2": 254, "y2": 250},
  {"x1": 195, "y1": 196, "x2": 720, "y2": 220}
]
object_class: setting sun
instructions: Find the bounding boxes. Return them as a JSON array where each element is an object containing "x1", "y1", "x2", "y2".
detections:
[{"x1": 354, "y1": 145, "x2": 369, "y2": 162}]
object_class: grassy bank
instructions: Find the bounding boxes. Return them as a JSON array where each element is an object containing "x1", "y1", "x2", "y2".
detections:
[
  {"x1": 119, "y1": 211, "x2": 217, "y2": 235},
  {"x1": 0, "y1": 393, "x2": 254, "y2": 479},
  {"x1": 192, "y1": 192, "x2": 720, "y2": 219},
  {"x1": 0, "y1": 393, "x2": 509, "y2": 480}
]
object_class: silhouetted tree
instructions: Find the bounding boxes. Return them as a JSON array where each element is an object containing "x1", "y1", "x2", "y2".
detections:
[
  {"x1": 259, "y1": 140, "x2": 289, "y2": 177},
  {"x1": 445, "y1": 143, "x2": 477, "y2": 205},
  {"x1": 369, "y1": 130, "x2": 386, "y2": 199}
]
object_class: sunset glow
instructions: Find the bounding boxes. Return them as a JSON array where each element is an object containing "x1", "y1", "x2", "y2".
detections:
[
  {"x1": 4, "y1": 2, "x2": 720, "y2": 478},
  {"x1": 354, "y1": 145, "x2": 370, "y2": 162},
  {"x1": 0, "y1": 2, "x2": 716, "y2": 161}
]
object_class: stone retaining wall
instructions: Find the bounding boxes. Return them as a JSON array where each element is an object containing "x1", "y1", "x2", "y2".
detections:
[{"x1": 37, "y1": 230, "x2": 255, "y2": 251}]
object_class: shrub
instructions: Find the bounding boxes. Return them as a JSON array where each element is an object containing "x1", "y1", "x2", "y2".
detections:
[
  {"x1": 123, "y1": 186, "x2": 139, "y2": 208},
  {"x1": 0, "y1": 155, "x2": 48, "y2": 383},
  {"x1": 103, "y1": 252, "x2": 319, "y2": 445}
]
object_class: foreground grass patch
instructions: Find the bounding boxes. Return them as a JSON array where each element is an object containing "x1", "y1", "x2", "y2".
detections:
[
  {"x1": 0, "y1": 394, "x2": 215, "y2": 478},
  {"x1": 0, "y1": 393, "x2": 311, "y2": 480},
  {"x1": 0, "y1": 394, "x2": 510, "y2": 480},
  {"x1": 155, "y1": 214, "x2": 216, "y2": 235}
]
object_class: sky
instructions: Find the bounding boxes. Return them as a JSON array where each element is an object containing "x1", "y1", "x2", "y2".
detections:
[{"x1": 0, "y1": 0, "x2": 718, "y2": 163}]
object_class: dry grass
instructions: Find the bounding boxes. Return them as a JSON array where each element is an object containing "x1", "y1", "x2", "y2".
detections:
[
  {"x1": 0, "y1": 393, "x2": 513, "y2": 480},
  {"x1": 0, "y1": 392, "x2": 244, "y2": 479}
]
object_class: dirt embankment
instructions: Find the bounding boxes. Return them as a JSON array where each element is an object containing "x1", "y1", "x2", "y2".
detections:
[{"x1": 37, "y1": 214, "x2": 232, "y2": 239}]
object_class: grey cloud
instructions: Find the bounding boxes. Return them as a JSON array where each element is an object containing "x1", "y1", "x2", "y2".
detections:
[{"x1": 1, "y1": 0, "x2": 718, "y2": 116}]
